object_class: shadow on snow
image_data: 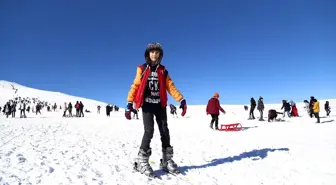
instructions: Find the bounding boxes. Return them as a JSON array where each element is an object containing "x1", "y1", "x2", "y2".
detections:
[
  {"x1": 178, "y1": 148, "x2": 289, "y2": 175},
  {"x1": 321, "y1": 119, "x2": 334, "y2": 123},
  {"x1": 241, "y1": 126, "x2": 258, "y2": 131}
]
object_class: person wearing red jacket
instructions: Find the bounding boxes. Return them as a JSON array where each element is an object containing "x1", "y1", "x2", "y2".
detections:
[{"x1": 206, "y1": 93, "x2": 226, "y2": 130}]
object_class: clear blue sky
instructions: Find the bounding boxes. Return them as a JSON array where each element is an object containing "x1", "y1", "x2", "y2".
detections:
[{"x1": 1, "y1": 0, "x2": 335, "y2": 106}]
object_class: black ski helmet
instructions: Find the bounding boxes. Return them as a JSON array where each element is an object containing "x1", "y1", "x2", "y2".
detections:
[{"x1": 144, "y1": 42, "x2": 164, "y2": 62}]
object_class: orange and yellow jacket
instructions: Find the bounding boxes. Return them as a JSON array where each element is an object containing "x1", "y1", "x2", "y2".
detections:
[
  {"x1": 127, "y1": 64, "x2": 183, "y2": 109},
  {"x1": 313, "y1": 101, "x2": 320, "y2": 113}
]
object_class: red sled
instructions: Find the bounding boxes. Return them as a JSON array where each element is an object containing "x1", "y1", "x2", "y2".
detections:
[{"x1": 219, "y1": 123, "x2": 243, "y2": 131}]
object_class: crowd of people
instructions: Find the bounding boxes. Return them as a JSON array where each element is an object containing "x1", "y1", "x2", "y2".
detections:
[
  {"x1": 1, "y1": 97, "x2": 46, "y2": 118},
  {"x1": 1, "y1": 96, "x2": 120, "y2": 118},
  {"x1": 204, "y1": 94, "x2": 332, "y2": 130}
]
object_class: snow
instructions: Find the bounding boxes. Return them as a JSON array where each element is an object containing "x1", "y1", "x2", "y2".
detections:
[
  {"x1": 1, "y1": 81, "x2": 336, "y2": 185},
  {"x1": 0, "y1": 80, "x2": 108, "y2": 111}
]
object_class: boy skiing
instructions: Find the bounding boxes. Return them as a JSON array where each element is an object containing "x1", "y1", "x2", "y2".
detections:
[{"x1": 125, "y1": 42, "x2": 187, "y2": 178}]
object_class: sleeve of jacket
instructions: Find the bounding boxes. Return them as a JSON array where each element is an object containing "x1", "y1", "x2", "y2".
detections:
[
  {"x1": 217, "y1": 100, "x2": 225, "y2": 112},
  {"x1": 127, "y1": 66, "x2": 142, "y2": 103},
  {"x1": 206, "y1": 101, "x2": 209, "y2": 113},
  {"x1": 165, "y1": 70, "x2": 184, "y2": 102}
]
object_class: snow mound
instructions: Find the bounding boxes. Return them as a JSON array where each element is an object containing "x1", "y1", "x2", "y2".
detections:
[{"x1": 0, "y1": 80, "x2": 108, "y2": 111}]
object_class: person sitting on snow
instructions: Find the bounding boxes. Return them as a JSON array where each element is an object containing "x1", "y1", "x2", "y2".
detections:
[
  {"x1": 268, "y1": 109, "x2": 279, "y2": 122},
  {"x1": 206, "y1": 92, "x2": 226, "y2": 130}
]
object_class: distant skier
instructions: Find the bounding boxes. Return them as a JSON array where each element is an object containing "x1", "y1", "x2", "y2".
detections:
[
  {"x1": 125, "y1": 42, "x2": 187, "y2": 178},
  {"x1": 281, "y1": 100, "x2": 291, "y2": 118},
  {"x1": 106, "y1": 104, "x2": 111, "y2": 117},
  {"x1": 63, "y1": 102, "x2": 68, "y2": 117},
  {"x1": 206, "y1": 92, "x2": 226, "y2": 130},
  {"x1": 257, "y1": 96, "x2": 264, "y2": 121},
  {"x1": 68, "y1": 102, "x2": 73, "y2": 117},
  {"x1": 303, "y1": 100, "x2": 310, "y2": 116},
  {"x1": 11, "y1": 102, "x2": 16, "y2": 118},
  {"x1": 169, "y1": 104, "x2": 178, "y2": 118},
  {"x1": 97, "y1": 105, "x2": 101, "y2": 114},
  {"x1": 248, "y1": 97, "x2": 256, "y2": 120},
  {"x1": 289, "y1": 100, "x2": 299, "y2": 117},
  {"x1": 4, "y1": 102, "x2": 11, "y2": 118},
  {"x1": 35, "y1": 104, "x2": 42, "y2": 115},
  {"x1": 309, "y1": 96, "x2": 315, "y2": 118},
  {"x1": 325, "y1": 101, "x2": 331, "y2": 117},
  {"x1": 75, "y1": 101, "x2": 80, "y2": 117},
  {"x1": 313, "y1": 98, "x2": 320, "y2": 123},
  {"x1": 79, "y1": 101, "x2": 84, "y2": 117},
  {"x1": 19, "y1": 101, "x2": 26, "y2": 118},
  {"x1": 132, "y1": 108, "x2": 139, "y2": 119},
  {"x1": 114, "y1": 105, "x2": 119, "y2": 111}
]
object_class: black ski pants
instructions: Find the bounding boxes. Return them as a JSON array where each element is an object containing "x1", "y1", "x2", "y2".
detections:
[
  {"x1": 210, "y1": 114, "x2": 219, "y2": 129},
  {"x1": 140, "y1": 104, "x2": 171, "y2": 151},
  {"x1": 314, "y1": 112, "x2": 320, "y2": 123},
  {"x1": 249, "y1": 106, "x2": 255, "y2": 119},
  {"x1": 80, "y1": 109, "x2": 84, "y2": 117},
  {"x1": 20, "y1": 110, "x2": 26, "y2": 118},
  {"x1": 259, "y1": 109, "x2": 263, "y2": 119}
]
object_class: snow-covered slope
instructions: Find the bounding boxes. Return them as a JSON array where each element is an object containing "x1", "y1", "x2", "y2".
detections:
[
  {"x1": 1, "y1": 80, "x2": 335, "y2": 184},
  {"x1": 0, "y1": 91, "x2": 335, "y2": 184},
  {"x1": 0, "y1": 80, "x2": 108, "y2": 111}
]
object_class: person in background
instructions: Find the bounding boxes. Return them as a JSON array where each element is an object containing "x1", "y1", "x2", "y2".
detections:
[
  {"x1": 325, "y1": 101, "x2": 331, "y2": 117},
  {"x1": 289, "y1": 100, "x2": 299, "y2": 117},
  {"x1": 313, "y1": 98, "x2": 320, "y2": 123},
  {"x1": 169, "y1": 104, "x2": 178, "y2": 118},
  {"x1": 206, "y1": 92, "x2": 226, "y2": 130},
  {"x1": 303, "y1": 100, "x2": 310, "y2": 116},
  {"x1": 248, "y1": 97, "x2": 256, "y2": 120},
  {"x1": 281, "y1": 100, "x2": 291, "y2": 118},
  {"x1": 257, "y1": 96, "x2": 264, "y2": 121}
]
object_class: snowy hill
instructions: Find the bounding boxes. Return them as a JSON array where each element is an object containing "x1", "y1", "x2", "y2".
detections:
[
  {"x1": 0, "y1": 80, "x2": 335, "y2": 185},
  {"x1": 0, "y1": 80, "x2": 108, "y2": 111}
]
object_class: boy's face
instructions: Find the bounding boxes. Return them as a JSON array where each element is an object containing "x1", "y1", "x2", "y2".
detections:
[{"x1": 149, "y1": 50, "x2": 161, "y2": 63}]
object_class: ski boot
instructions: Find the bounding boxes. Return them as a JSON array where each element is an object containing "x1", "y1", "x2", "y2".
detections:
[
  {"x1": 133, "y1": 148, "x2": 157, "y2": 179},
  {"x1": 160, "y1": 147, "x2": 180, "y2": 175}
]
